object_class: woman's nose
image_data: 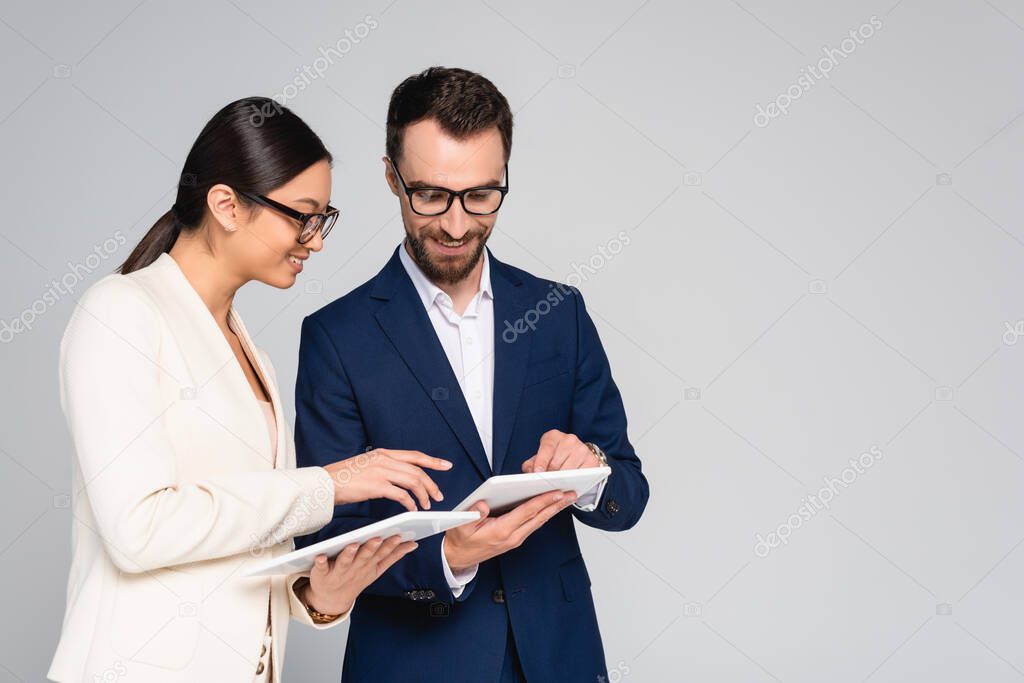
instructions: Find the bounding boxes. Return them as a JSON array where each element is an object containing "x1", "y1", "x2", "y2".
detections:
[{"x1": 306, "y1": 230, "x2": 325, "y2": 252}]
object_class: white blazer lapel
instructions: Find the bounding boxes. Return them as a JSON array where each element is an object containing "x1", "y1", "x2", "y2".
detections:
[
  {"x1": 133, "y1": 252, "x2": 277, "y2": 469},
  {"x1": 229, "y1": 308, "x2": 287, "y2": 470}
]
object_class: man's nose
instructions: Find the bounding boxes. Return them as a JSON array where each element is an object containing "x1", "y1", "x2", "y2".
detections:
[{"x1": 438, "y1": 198, "x2": 472, "y2": 239}]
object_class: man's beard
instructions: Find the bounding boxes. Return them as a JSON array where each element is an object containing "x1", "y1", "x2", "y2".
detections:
[{"x1": 405, "y1": 225, "x2": 491, "y2": 285}]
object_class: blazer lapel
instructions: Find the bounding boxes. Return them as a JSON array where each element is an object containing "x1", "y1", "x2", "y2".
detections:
[
  {"x1": 372, "y1": 249, "x2": 492, "y2": 480},
  {"x1": 229, "y1": 309, "x2": 285, "y2": 470},
  {"x1": 489, "y1": 253, "x2": 534, "y2": 475},
  {"x1": 134, "y1": 253, "x2": 276, "y2": 468}
]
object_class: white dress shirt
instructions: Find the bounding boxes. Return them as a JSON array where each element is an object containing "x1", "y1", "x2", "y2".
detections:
[{"x1": 398, "y1": 244, "x2": 605, "y2": 597}]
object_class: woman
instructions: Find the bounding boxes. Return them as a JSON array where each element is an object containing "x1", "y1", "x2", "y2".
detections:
[{"x1": 48, "y1": 97, "x2": 451, "y2": 682}]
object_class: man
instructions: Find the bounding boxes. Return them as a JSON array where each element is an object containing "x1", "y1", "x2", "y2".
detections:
[{"x1": 295, "y1": 67, "x2": 648, "y2": 683}]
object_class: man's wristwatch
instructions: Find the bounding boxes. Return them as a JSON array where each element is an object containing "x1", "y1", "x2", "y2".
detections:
[{"x1": 585, "y1": 442, "x2": 609, "y2": 470}]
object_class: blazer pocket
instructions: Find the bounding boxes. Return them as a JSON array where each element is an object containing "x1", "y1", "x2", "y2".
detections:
[
  {"x1": 110, "y1": 567, "x2": 202, "y2": 670},
  {"x1": 559, "y1": 554, "x2": 592, "y2": 602},
  {"x1": 523, "y1": 354, "x2": 569, "y2": 389}
]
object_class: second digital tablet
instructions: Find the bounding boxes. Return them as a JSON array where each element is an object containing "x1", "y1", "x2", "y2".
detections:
[{"x1": 454, "y1": 467, "x2": 612, "y2": 515}]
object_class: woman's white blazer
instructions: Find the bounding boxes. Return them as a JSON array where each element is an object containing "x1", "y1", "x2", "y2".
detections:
[{"x1": 48, "y1": 252, "x2": 345, "y2": 682}]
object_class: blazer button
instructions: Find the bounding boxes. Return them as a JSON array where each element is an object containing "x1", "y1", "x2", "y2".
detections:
[
  {"x1": 492, "y1": 589, "x2": 505, "y2": 603},
  {"x1": 255, "y1": 662, "x2": 265, "y2": 675},
  {"x1": 605, "y1": 499, "x2": 620, "y2": 515}
]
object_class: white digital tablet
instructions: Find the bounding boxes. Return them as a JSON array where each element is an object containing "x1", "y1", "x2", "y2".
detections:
[
  {"x1": 454, "y1": 467, "x2": 611, "y2": 516},
  {"x1": 241, "y1": 510, "x2": 481, "y2": 577}
]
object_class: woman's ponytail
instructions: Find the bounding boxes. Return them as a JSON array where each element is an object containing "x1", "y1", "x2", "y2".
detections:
[{"x1": 118, "y1": 208, "x2": 181, "y2": 274}]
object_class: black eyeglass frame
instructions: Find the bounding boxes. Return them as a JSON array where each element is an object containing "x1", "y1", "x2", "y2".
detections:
[
  {"x1": 386, "y1": 157, "x2": 510, "y2": 217},
  {"x1": 237, "y1": 190, "x2": 339, "y2": 243}
]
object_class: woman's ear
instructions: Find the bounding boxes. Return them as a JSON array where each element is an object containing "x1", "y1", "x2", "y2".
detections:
[{"x1": 207, "y1": 184, "x2": 240, "y2": 232}]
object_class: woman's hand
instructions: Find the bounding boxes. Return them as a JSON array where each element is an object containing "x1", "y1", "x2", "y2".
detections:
[
  {"x1": 301, "y1": 535, "x2": 416, "y2": 615},
  {"x1": 323, "y1": 448, "x2": 452, "y2": 511}
]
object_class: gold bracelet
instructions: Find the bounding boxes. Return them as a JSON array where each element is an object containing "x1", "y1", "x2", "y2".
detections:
[
  {"x1": 293, "y1": 577, "x2": 341, "y2": 624},
  {"x1": 306, "y1": 604, "x2": 341, "y2": 624}
]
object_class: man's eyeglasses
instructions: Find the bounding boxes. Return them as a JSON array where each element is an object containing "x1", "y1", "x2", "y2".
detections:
[
  {"x1": 237, "y1": 191, "x2": 339, "y2": 243},
  {"x1": 387, "y1": 157, "x2": 509, "y2": 217}
]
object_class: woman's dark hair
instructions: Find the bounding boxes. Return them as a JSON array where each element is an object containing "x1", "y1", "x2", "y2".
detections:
[
  {"x1": 119, "y1": 97, "x2": 332, "y2": 274},
  {"x1": 386, "y1": 66, "x2": 513, "y2": 165}
]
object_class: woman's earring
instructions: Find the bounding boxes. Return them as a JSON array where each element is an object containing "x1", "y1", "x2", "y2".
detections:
[{"x1": 225, "y1": 222, "x2": 237, "y2": 232}]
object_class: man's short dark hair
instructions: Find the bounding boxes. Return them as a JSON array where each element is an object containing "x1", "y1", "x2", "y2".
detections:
[{"x1": 386, "y1": 66, "x2": 513, "y2": 164}]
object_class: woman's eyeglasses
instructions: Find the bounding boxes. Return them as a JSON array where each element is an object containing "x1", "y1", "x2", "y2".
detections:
[{"x1": 237, "y1": 191, "x2": 339, "y2": 243}]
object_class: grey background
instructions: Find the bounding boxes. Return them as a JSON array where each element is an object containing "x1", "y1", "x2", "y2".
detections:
[{"x1": 1, "y1": 0, "x2": 1023, "y2": 681}]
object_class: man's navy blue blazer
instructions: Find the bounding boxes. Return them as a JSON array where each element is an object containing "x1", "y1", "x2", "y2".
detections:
[{"x1": 294, "y1": 246, "x2": 649, "y2": 683}]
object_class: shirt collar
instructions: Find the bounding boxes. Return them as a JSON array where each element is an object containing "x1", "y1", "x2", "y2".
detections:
[{"x1": 398, "y1": 241, "x2": 493, "y2": 313}]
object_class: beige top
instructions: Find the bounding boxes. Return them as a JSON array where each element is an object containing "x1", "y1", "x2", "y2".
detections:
[
  {"x1": 257, "y1": 399, "x2": 277, "y2": 682},
  {"x1": 258, "y1": 400, "x2": 278, "y2": 466}
]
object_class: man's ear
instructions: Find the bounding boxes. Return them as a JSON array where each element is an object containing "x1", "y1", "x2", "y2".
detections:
[
  {"x1": 207, "y1": 184, "x2": 240, "y2": 230},
  {"x1": 382, "y1": 156, "x2": 400, "y2": 197}
]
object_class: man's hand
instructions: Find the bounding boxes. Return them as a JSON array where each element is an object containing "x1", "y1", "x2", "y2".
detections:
[
  {"x1": 443, "y1": 491, "x2": 578, "y2": 573},
  {"x1": 522, "y1": 429, "x2": 600, "y2": 474}
]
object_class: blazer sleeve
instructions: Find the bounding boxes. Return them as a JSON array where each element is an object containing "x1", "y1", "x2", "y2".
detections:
[
  {"x1": 567, "y1": 287, "x2": 650, "y2": 531},
  {"x1": 286, "y1": 575, "x2": 352, "y2": 629},
  {"x1": 59, "y1": 276, "x2": 336, "y2": 574},
  {"x1": 294, "y1": 314, "x2": 460, "y2": 603}
]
